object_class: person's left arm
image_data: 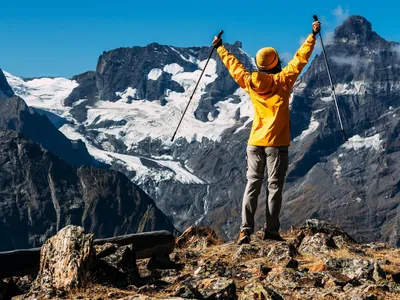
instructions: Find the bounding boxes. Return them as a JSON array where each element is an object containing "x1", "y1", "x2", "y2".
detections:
[
  {"x1": 278, "y1": 21, "x2": 321, "y2": 88},
  {"x1": 278, "y1": 34, "x2": 316, "y2": 88}
]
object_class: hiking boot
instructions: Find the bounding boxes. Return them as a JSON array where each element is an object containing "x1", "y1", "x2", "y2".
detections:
[
  {"x1": 237, "y1": 230, "x2": 251, "y2": 245},
  {"x1": 263, "y1": 230, "x2": 285, "y2": 241}
]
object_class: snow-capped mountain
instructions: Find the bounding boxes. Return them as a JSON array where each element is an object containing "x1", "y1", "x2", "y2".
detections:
[
  {"x1": 0, "y1": 69, "x2": 94, "y2": 167},
  {"x1": 4, "y1": 16, "x2": 399, "y2": 246}
]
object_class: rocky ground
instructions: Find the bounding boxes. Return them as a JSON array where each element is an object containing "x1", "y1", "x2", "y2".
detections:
[{"x1": 1, "y1": 220, "x2": 399, "y2": 299}]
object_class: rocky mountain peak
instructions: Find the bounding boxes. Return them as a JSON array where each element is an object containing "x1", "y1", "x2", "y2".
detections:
[
  {"x1": 334, "y1": 15, "x2": 386, "y2": 47},
  {"x1": 233, "y1": 41, "x2": 243, "y2": 48},
  {"x1": 0, "y1": 68, "x2": 14, "y2": 98},
  {"x1": 146, "y1": 42, "x2": 161, "y2": 48}
]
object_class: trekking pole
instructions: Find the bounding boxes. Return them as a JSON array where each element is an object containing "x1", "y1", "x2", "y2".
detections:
[
  {"x1": 313, "y1": 15, "x2": 348, "y2": 141},
  {"x1": 171, "y1": 30, "x2": 224, "y2": 142}
]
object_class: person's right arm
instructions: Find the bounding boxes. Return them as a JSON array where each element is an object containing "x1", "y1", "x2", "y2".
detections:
[{"x1": 216, "y1": 45, "x2": 251, "y2": 91}]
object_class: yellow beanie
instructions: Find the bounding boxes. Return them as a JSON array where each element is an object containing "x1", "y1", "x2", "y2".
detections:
[{"x1": 256, "y1": 47, "x2": 279, "y2": 71}]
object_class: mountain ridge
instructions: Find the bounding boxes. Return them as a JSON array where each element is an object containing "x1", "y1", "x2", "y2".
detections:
[
  {"x1": 0, "y1": 129, "x2": 178, "y2": 251},
  {"x1": 3, "y1": 14, "x2": 399, "y2": 246}
]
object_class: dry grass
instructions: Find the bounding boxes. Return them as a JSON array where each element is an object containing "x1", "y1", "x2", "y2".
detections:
[
  {"x1": 69, "y1": 284, "x2": 137, "y2": 299},
  {"x1": 370, "y1": 249, "x2": 400, "y2": 274}
]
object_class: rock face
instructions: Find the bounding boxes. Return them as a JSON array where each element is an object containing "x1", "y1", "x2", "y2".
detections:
[
  {"x1": 280, "y1": 15, "x2": 400, "y2": 247},
  {"x1": 0, "y1": 70, "x2": 93, "y2": 167},
  {"x1": 64, "y1": 41, "x2": 250, "y2": 107},
  {"x1": 5, "y1": 15, "x2": 400, "y2": 246},
  {"x1": 95, "y1": 243, "x2": 138, "y2": 287},
  {"x1": 0, "y1": 130, "x2": 177, "y2": 251},
  {"x1": 64, "y1": 71, "x2": 97, "y2": 107},
  {"x1": 0, "y1": 69, "x2": 14, "y2": 98},
  {"x1": 6, "y1": 220, "x2": 400, "y2": 299},
  {"x1": 31, "y1": 226, "x2": 95, "y2": 295}
]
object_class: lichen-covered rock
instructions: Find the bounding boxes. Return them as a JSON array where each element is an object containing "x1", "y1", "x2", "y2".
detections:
[
  {"x1": 326, "y1": 258, "x2": 386, "y2": 282},
  {"x1": 299, "y1": 233, "x2": 337, "y2": 256},
  {"x1": 265, "y1": 243, "x2": 297, "y2": 266},
  {"x1": 95, "y1": 243, "x2": 119, "y2": 259},
  {"x1": 296, "y1": 273, "x2": 324, "y2": 288},
  {"x1": 30, "y1": 225, "x2": 95, "y2": 295},
  {"x1": 174, "y1": 282, "x2": 203, "y2": 299},
  {"x1": 322, "y1": 271, "x2": 353, "y2": 287},
  {"x1": 265, "y1": 268, "x2": 302, "y2": 290},
  {"x1": 96, "y1": 243, "x2": 138, "y2": 286},
  {"x1": 14, "y1": 276, "x2": 35, "y2": 295},
  {"x1": 193, "y1": 258, "x2": 231, "y2": 278},
  {"x1": 301, "y1": 219, "x2": 357, "y2": 243},
  {"x1": 232, "y1": 244, "x2": 260, "y2": 262},
  {"x1": 333, "y1": 235, "x2": 356, "y2": 250},
  {"x1": 175, "y1": 226, "x2": 223, "y2": 249},
  {"x1": 240, "y1": 282, "x2": 283, "y2": 299},
  {"x1": 196, "y1": 277, "x2": 236, "y2": 299}
]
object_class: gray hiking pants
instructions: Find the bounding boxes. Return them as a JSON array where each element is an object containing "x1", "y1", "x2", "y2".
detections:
[{"x1": 241, "y1": 145, "x2": 289, "y2": 234}]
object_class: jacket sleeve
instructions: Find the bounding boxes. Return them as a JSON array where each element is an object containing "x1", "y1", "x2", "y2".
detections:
[
  {"x1": 279, "y1": 34, "x2": 316, "y2": 88},
  {"x1": 217, "y1": 46, "x2": 251, "y2": 90}
]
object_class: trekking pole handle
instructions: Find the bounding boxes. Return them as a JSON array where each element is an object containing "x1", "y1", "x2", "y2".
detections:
[{"x1": 313, "y1": 15, "x2": 319, "y2": 22}]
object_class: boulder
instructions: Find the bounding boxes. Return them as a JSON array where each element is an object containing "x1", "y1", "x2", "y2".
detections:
[
  {"x1": 299, "y1": 233, "x2": 337, "y2": 255},
  {"x1": 196, "y1": 278, "x2": 236, "y2": 299},
  {"x1": 326, "y1": 258, "x2": 386, "y2": 282},
  {"x1": 240, "y1": 282, "x2": 283, "y2": 299},
  {"x1": 174, "y1": 282, "x2": 203, "y2": 299},
  {"x1": 175, "y1": 226, "x2": 223, "y2": 249},
  {"x1": 30, "y1": 225, "x2": 95, "y2": 295},
  {"x1": 265, "y1": 243, "x2": 297, "y2": 267},
  {"x1": 301, "y1": 219, "x2": 357, "y2": 243},
  {"x1": 232, "y1": 244, "x2": 260, "y2": 262},
  {"x1": 95, "y1": 243, "x2": 138, "y2": 286},
  {"x1": 322, "y1": 271, "x2": 353, "y2": 287}
]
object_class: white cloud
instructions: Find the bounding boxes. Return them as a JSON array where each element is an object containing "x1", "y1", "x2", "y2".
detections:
[
  {"x1": 393, "y1": 45, "x2": 400, "y2": 56},
  {"x1": 312, "y1": 6, "x2": 349, "y2": 48},
  {"x1": 323, "y1": 31, "x2": 335, "y2": 45},
  {"x1": 295, "y1": 6, "x2": 351, "y2": 61},
  {"x1": 332, "y1": 5, "x2": 349, "y2": 24},
  {"x1": 331, "y1": 55, "x2": 361, "y2": 68},
  {"x1": 299, "y1": 36, "x2": 307, "y2": 46},
  {"x1": 280, "y1": 52, "x2": 293, "y2": 64}
]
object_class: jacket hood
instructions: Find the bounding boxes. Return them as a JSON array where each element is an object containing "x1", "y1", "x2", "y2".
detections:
[{"x1": 250, "y1": 72, "x2": 274, "y2": 94}]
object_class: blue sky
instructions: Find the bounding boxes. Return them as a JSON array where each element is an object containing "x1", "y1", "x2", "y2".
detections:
[{"x1": 1, "y1": 0, "x2": 399, "y2": 78}]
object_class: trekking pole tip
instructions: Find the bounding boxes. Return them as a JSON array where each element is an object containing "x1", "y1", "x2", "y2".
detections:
[{"x1": 341, "y1": 129, "x2": 348, "y2": 141}]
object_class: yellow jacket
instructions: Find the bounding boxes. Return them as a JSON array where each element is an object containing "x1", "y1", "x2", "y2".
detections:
[{"x1": 217, "y1": 34, "x2": 316, "y2": 146}]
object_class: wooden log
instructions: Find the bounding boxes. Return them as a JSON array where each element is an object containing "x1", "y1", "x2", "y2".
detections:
[
  {"x1": 0, "y1": 230, "x2": 175, "y2": 278},
  {"x1": 0, "y1": 247, "x2": 40, "y2": 278},
  {"x1": 94, "y1": 230, "x2": 175, "y2": 259}
]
